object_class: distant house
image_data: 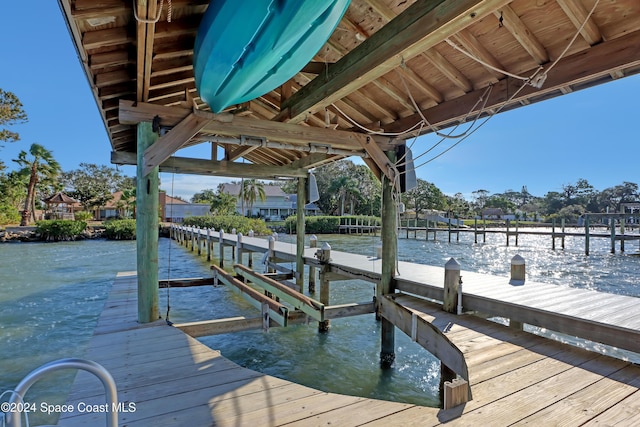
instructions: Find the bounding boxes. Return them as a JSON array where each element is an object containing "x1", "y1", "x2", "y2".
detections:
[
  {"x1": 95, "y1": 191, "x2": 210, "y2": 222},
  {"x1": 221, "y1": 183, "x2": 302, "y2": 219},
  {"x1": 285, "y1": 194, "x2": 321, "y2": 216},
  {"x1": 160, "y1": 192, "x2": 210, "y2": 223},
  {"x1": 482, "y1": 208, "x2": 504, "y2": 219},
  {"x1": 96, "y1": 191, "x2": 134, "y2": 219}
]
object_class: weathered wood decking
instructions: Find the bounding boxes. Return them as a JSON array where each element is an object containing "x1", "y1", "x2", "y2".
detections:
[
  {"x1": 57, "y1": 273, "x2": 420, "y2": 426},
  {"x1": 58, "y1": 269, "x2": 640, "y2": 426},
  {"x1": 175, "y1": 226, "x2": 640, "y2": 356}
]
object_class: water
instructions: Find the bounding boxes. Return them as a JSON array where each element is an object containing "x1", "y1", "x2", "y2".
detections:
[{"x1": 1, "y1": 230, "x2": 639, "y2": 423}]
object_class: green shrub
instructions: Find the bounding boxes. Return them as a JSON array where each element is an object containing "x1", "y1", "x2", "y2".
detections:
[
  {"x1": 36, "y1": 220, "x2": 87, "y2": 241},
  {"x1": 104, "y1": 219, "x2": 136, "y2": 240},
  {"x1": 182, "y1": 215, "x2": 271, "y2": 235},
  {"x1": 74, "y1": 211, "x2": 93, "y2": 221},
  {"x1": 284, "y1": 215, "x2": 380, "y2": 234},
  {"x1": 0, "y1": 205, "x2": 20, "y2": 226}
]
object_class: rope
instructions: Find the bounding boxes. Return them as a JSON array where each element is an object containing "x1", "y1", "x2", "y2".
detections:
[
  {"x1": 133, "y1": 0, "x2": 172, "y2": 24},
  {"x1": 331, "y1": 103, "x2": 424, "y2": 137}
]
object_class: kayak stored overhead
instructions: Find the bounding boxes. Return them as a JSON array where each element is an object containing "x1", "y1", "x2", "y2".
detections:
[{"x1": 194, "y1": 0, "x2": 351, "y2": 113}]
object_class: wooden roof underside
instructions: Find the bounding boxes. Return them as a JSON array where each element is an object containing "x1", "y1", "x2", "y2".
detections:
[{"x1": 59, "y1": 0, "x2": 640, "y2": 180}]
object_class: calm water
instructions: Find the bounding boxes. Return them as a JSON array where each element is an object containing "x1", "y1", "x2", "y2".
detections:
[{"x1": 1, "y1": 229, "x2": 639, "y2": 423}]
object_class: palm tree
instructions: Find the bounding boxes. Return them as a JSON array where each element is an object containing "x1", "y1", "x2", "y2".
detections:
[
  {"x1": 13, "y1": 143, "x2": 61, "y2": 225},
  {"x1": 241, "y1": 179, "x2": 266, "y2": 217},
  {"x1": 329, "y1": 176, "x2": 360, "y2": 216}
]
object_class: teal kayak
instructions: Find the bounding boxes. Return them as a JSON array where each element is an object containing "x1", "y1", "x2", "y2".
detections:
[{"x1": 194, "y1": 0, "x2": 351, "y2": 113}]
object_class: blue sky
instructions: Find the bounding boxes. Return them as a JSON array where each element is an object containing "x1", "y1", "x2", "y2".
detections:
[{"x1": 2, "y1": 2, "x2": 639, "y2": 201}]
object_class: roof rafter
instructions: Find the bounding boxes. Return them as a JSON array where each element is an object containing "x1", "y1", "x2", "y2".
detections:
[
  {"x1": 386, "y1": 28, "x2": 640, "y2": 134},
  {"x1": 277, "y1": 0, "x2": 511, "y2": 124}
]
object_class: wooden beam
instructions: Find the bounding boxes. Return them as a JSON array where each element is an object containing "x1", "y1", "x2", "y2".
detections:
[
  {"x1": 356, "y1": 135, "x2": 398, "y2": 185},
  {"x1": 119, "y1": 100, "x2": 373, "y2": 152},
  {"x1": 233, "y1": 264, "x2": 323, "y2": 320},
  {"x1": 158, "y1": 277, "x2": 215, "y2": 288},
  {"x1": 287, "y1": 153, "x2": 334, "y2": 169},
  {"x1": 211, "y1": 265, "x2": 288, "y2": 327},
  {"x1": 422, "y1": 50, "x2": 474, "y2": 93},
  {"x1": 556, "y1": 0, "x2": 602, "y2": 45},
  {"x1": 225, "y1": 144, "x2": 259, "y2": 162},
  {"x1": 278, "y1": 0, "x2": 510, "y2": 123},
  {"x1": 143, "y1": 112, "x2": 210, "y2": 176},
  {"x1": 495, "y1": 5, "x2": 548, "y2": 64},
  {"x1": 112, "y1": 151, "x2": 309, "y2": 178},
  {"x1": 451, "y1": 28, "x2": 504, "y2": 80},
  {"x1": 385, "y1": 28, "x2": 640, "y2": 135},
  {"x1": 175, "y1": 301, "x2": 375, "y2": 337},
  {"x1": 379, "y1": 295, "x2": 470, "y2": 386},
  {"x1": 135, "y1": 1, "x2": 149, "y2": 102}
]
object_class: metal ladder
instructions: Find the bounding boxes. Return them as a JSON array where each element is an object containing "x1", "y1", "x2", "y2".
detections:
[{"x1": 3, "y1": 358, "x2": 118, "y2": 427}]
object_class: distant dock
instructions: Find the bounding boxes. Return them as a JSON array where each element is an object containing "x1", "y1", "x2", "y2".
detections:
[{"x1": 399, "y1": 217, "x2": 640, "y2": 254}]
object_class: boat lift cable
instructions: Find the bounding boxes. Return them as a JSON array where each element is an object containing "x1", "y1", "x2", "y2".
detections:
[
  {"x1": 392, "y1": 0, "x2": 601, "y2": 176},
  {"x1": 400, "y1": 77, "x2": 530, "y2": 175}
]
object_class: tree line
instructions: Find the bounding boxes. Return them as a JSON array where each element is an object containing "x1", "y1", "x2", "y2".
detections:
[{"x1": 2, "y1": 88, "x2": 636, "y2": 226}]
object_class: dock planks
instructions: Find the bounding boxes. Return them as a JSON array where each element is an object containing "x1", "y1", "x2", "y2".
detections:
[{"x1": 58, "y1": 268, "x2": 640, "y2": 426}]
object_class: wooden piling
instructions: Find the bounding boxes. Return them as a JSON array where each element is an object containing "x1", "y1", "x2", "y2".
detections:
[
  {"x1": 510, "y1": 254, "x2": 525, "y2": 284},
  {"x1": 443, "y1": 258, "x2": 461, "y2": 313},
  {"x1": 135, "y1": 121, "x2": 159, "y2": 323},
  {"x1": 296, "y1": 176, "x2": 306, "y2": 292},
  {"x1": 309, "y1": 235, "x2": 317, "y2": 294},
  {"x1": 611, "y1": 219, "x2": 616, "y2": 254},
  {"x1": 585, "y1": 216, "x2": 590, "y2": 256},
  {"x1": 219, "y1": 229, "x2": 225, "y2": 267},
  {"x1": 236, "y1": 233, "x2": 243, "y2": 265},
  {"x1": 379, "y1": 151, "x2": 397, "y2": 368}
]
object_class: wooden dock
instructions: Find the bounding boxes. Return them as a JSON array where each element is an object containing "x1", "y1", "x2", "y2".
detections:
[
  {"x1": 55, "y1": 226, "x2": 640, "y2": 425},
  {"x1": 57, "y1": 268, "x2": 640, "y2": 425}
]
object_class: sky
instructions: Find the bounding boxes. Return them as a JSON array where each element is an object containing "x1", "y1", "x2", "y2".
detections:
[{"x1": 1, "y1": 2, "x2": 639, "y2": 202}]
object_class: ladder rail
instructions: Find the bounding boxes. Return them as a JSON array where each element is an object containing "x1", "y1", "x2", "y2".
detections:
[{"x1": 5, "y1": 358, "x2": 118, "y2": 427}]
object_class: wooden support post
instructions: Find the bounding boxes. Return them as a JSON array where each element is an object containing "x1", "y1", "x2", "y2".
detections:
[
  {"x1": 506, "y1": 219, "x2": 510, "y2": 247},
  {"x1": 197, "y1": 227, "x2": 202, "y2": 255},
  {"x1": 510, "y1": 254, "x2": 525, "y2": 329},
  {"x1": 443, "y1": 258, "x2": 461, "y2": 313},
  {"x1": 585, "y1": 215, "x2": 590, "y2": 256},
  {"x1": 474, "y1": 218, "x2": 478, "y2": 244},
  {"x1": 219, "y1": 229, "x2": 225, "y2": 267},
  {"x1": 515, "y1": 220, "x2": 519, "y2": 246},
  {"x1": 309, "y1": 235, "x2": 317, "y2": 293},
  {"x1": 236, "y1": 233, "x2": 243, "y2": 265},
  {"x1": 443, "y1": 378, "x2": 469, "y2": 410},
  {"x1": 561, "y1": 218, "x2": 565, "y2": 249},
  {"x1": 611, "y1": 219, "x2": 616, "y2": 254},
  {"x1": 296, "y1": 176, "x2": 306, "y2": 292},
  {"x1": 439, "y1": 362, "x2": 456, "y2": 406},
  {"x1": 268, "y1": 236, "x2": 275, "y2": 273},
  {"x1": 318, "y1": 264, "x2": 331, "y2": 332},
  {"x1": 206, "y1": 228, "x2": 211, "y2": 261},
  {"x1": 230, "y1": 229, "x2": 236, "y2": 261},
  {"x1": 552, "y1": 218, "x2": 556, "y2": 250},
  {"x1": 621, "y1": 218, "x2": 625, "y2": 252},
  {"x1": 448, "y1": 220, "x2": 452, "y2": 243},
  {"x1": 379, "y1": 150, "x2": 397, "y2": 368},
  {"x1": 510, "y1": 254, "x2": 525, "y2": 285},
  {"x1": 136, "y1": 121, "x2": 159, "y2": 323}
]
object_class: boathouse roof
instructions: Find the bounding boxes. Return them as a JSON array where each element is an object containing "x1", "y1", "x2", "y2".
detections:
[{"x1": 58, "y1": 0, "x2": 640, "y2": 182}]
